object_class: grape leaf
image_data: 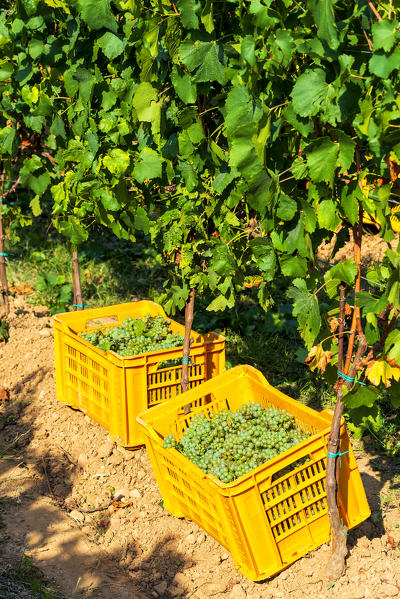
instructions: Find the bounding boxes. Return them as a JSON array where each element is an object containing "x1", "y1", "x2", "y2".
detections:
[
  {"x1": 98, "y1": 32, "x2": 126, "y2": 60},
  {"x1": 291, "y1": 69, "x2": 329, "y2": 117},
  {"x1": 317, "y1": 199, "x2": 340, "y2": 230},
  {"x1": 0, "y1": 60, "x2": 13, "y2": 82},
  {"x1": 133, "y1": 82, "x2": 158, "y2": 122},
  {"x1": 285, "y1": 219, "x2": 304, "y2": 254},
  {"x1": 241, "y1": 35, "x2": 256, "y2": 66},
  {"x1": 72, "y1": 0, "x2": 117, "y2": 32},
  {"x1": 249, "y1": 238, "x2": 276, "y2": 280},
  {"x1": 309, "y1": 0, "x2": 339, "y2": 50},
  {"x1": 177, "y1": 0, "x2": 200, "y2": 29},
  {"x1": 385, "y1": 329, "x2": 400, "y2": 364},
  {"x1": 389, "y1": 381, "x2": 400, "y2": 408},
  {"x1": 180, "y1": 40, "x2": 226, "y2": 85},
  {"x1": 58, "y1": 220, "x2": 88, "y2": 244},
  {"x1": 335, "y1": 130, "x2": 355, "y2": 172},
  {"x1": 133, "y1": 148, "x2": 163, "y2": 183},
  {"x1": 288, "y1": 280, "x2": 321, "y2": 348},
  {"x1": 369, "y1": 48, "x2": 400, "y2": 79},
  {"x1": 305, "y1": 343, "x2": 332, "y2": 373},
  {"x1": 366, "y1": 359, "x2": 400, "y2": 388},
  {"x1": 280, "y1": 255, "x2": 307, "y2": 278},
  {"x1": 134, "y1": 206, "x2": 150, "y2": 234},
  {"x1": 340, "y1": 186, "x2": 359, "y2": 225},
  {"x1": 306, "y1": 137, "x2": 338, "y2": 184},
  {"x1": 225, "y1": 85, "x2": 261, "y2": 136},
  {"x1": 103, "y1": 149, "x2": 130, "y2": 176},
  {"x1": 206, "y1": 295, "x2": 229, "y2": 311},
  {"x1": 171, "y1": 66, "x2": 197, "y2": 104},
  {"x1": 201, "y1": 0, "x2": 214, "y2": 33},
  {"x1": 210, "y1": 244, "x2": 236, "y2": 276},
  {"x1": 277, "y1": 194, "x2": 297, "y2": 220},
  {"x1": 343, "y1": 385, "x2": 378, "y2": 409},
  {"x1": 179, "y1": 160, "x2": 198, "y2": 192},
  {"x1": 324, "y1": 260, "x2": 358, "y2": 285},
  {"x1": 212, "y1": 170, "x2": 236, "y2": 193},
  {"x1": 372, "y1": 19, "x2": 398, "y2": 52}
]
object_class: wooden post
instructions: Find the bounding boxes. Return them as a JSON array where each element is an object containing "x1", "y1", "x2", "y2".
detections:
[
  {"x1": 0, "y1": 169, "x2": 9, "y2": 317},
  {"x1": 326, "y1": 203, "x2": 366, "y2": 581},
  {"x1": 182, "y1": 288, "x2": 195, "y2": 414},
  {"x1": 72, "y1": 249, "x2": 83, "y2": 311},
  {"x1": 325, "y1": 337, "x2": 367, "y2": 580}
]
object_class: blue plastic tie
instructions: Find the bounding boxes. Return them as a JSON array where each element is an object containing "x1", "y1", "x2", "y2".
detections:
[
  {"x1": 0, "y1": 252, "x2": 8, "y2": 256},
  {"x1": 337, "y1": 371, "x2": 366, "y2": 386},
  {"x1": 327, "y1": 450, "x2": 349, "y2": 467},
  {"x1": 182, "y1": 357, "x2": 195, "y2": 365},
  {"x1": 73, "y1": 304, "x2": 89, "y2": 308}
]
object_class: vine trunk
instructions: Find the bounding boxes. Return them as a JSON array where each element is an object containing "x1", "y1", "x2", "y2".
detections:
[
  {"x1": 325, "y1": 213, "x2": 365, "y2": 581},
  {"x1": 182, "y1": 288, "x2": 195, "y2": 414},
  {"x1": 72, "y1": 250, "x2": 83, "y2": 312},
  {"x1": 0, "y1": 170, "x2": 9, "y2": 318}
]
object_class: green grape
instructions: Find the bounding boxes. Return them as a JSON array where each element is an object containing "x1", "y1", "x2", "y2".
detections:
[
  {"x1": 80, "y1": 314, "x2": 184, "y2": 357},
  {"x1": 163, "y1": 403, "x2": 310, "y2": 484}
]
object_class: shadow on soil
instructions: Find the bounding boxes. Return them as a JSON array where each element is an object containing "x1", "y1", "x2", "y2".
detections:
[
  {"x1": 0, "y1": 363, "x2": 398, "y2": 598},
  {"x1": 0, "y1": 390, "x2": 198, "y2": 599}
]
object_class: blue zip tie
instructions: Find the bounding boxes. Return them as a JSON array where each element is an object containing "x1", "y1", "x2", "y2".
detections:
[
  {"x1": 341, "y1": 517, "x2": 348, "y2": 536},
  {"x1": 327, "y1": 450, "x2": 350, "y2": 467},
  {"x1": 327, "y1": 450, "x2": 349, "y2": 458},
  {"x1": 337, "y1": 371, "x2": 366, "y2": 385},
  {"x1": 182, "y1": 357, "x2": 195, "y2": 365},
  {"x1": 0, "y1": 253, "x2": 8, "y2": 256},
  {"x1": 73, "y1": 304, "x2": 88, "y2": 308}
]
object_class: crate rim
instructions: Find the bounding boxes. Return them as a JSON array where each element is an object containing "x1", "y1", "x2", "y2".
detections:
[
  {"x1": 53, "y1": 300, "x2": 225, "y2": 364},
  {"x1": 136, "y1": 364, "x2": 337, "y2": 491},
  {"x1": 137, "y1": 363, "x2": 332, "y2": 429}
]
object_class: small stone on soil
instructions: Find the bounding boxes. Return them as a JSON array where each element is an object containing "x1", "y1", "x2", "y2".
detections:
[
  {"x1": 39, "y1": 328, "x2": 52, "y2": 337},
  {"x1": 379, "y1": 583, "x2": 400, "y2": 597},
  {"x1": 68, "y1": 509, "x2": 85, "y2": 523},
  {"x1": 154, "y1": 581, "x2": 168, "y2": 595},
  {"x1": 229, "y1": 584, "x2": 247, "y2": 599},
  {"x1": 97, "y1": 440, "x2": 115, "y2": 459},
  {"x1": 220, "y1": 552, "x2": 229, "y2": 561}
]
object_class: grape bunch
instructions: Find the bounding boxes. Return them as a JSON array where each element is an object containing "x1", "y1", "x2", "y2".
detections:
[
  {"x1": 163, "y1": 402, "x2": 309, "y2": 483},
  {"x1": 81, "y1": 314, "x2": 184, "y2": 357}
]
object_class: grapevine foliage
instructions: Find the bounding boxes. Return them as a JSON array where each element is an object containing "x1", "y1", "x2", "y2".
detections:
[{"x1": 1, "y1": 1, "x2": 400, "y2": 409}]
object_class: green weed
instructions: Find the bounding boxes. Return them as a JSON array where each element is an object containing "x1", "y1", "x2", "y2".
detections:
[
  {"x1": 0, "y1": 319, "x2": 9, "y2": 341},
  {"x1": 34, "y1": 273, "x2": 72, "y2": 315},
  {"x1": 8, "y1": 553, "x2": 63, "y2": 599}
]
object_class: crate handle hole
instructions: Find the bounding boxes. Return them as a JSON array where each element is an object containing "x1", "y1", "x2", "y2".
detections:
[{"x1": 85, "y1": 316, "x2": 119, "y2": 328}]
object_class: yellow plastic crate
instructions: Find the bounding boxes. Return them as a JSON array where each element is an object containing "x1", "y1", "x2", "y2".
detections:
[
  {"x1": 137, "y1": 365, "x2": 370, "y2": 581},
  {"x1": 53, "y1": 301, "x2": 225, "y2": 448}
]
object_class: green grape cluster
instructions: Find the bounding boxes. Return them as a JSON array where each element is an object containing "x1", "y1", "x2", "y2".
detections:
[
  {"x1": 163, "y1": 403, "x2": 310, "y2": 484},
  {"x1": 81, "y1": 314, "x2": 184, "y2": 357}
]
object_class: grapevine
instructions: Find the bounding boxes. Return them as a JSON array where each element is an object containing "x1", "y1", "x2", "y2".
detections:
[
  {"x1": 81, "y1": 314, "x2": 183, "y2": 357},
  {"x1": 164, "y1": 403, "x2": 309, "y2": 484}
]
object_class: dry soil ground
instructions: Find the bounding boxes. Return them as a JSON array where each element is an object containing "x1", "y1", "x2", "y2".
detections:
[{"x1": 0, "y1": 297, "x2": 399, "y2": 599}]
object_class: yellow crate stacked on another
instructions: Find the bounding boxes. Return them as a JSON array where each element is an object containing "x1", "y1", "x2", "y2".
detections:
[
  {"x1": 137, "y1": 365, "x2": 370, "y2": 581},
  {"x1": 53, "y1": 301, "x2": 225, "y2": 448}
]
